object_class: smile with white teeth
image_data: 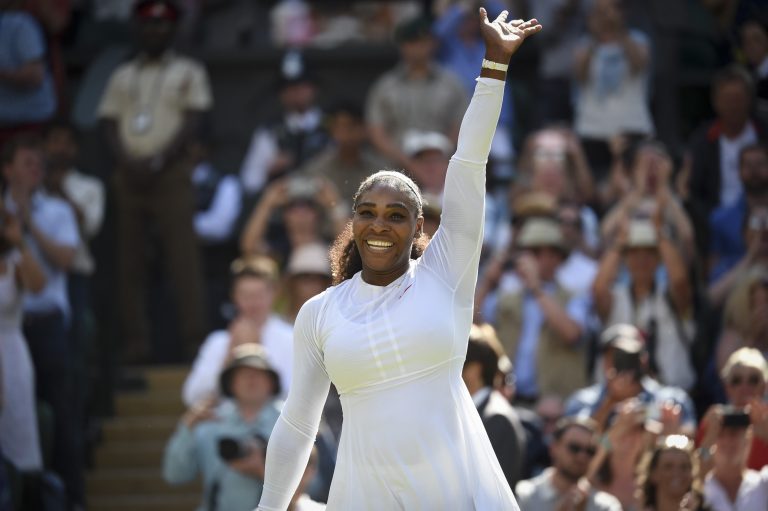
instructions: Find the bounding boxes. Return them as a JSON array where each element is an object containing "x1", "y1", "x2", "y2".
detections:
[{"x1": 366, "y1": 239, "x2": 394, "y2": 251}]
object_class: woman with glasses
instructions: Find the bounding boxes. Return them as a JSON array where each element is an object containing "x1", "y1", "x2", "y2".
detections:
[
  {"x1": 636, "y1": 435, "x2": 710, "y2": 511},
  {"x1": 696, "y1": 348, "x2": 768, "y2": 472}
]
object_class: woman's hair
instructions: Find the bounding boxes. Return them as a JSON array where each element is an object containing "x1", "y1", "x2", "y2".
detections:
[
  {"x1": 329, "y1": 170, "x2": 429, "y2": 285},
  {"x1": 636, "y1": 435, "x2": 699, "y2": 509},
  {"x1": 720, "y1": 346, "x2": 768, "y2": 382}
]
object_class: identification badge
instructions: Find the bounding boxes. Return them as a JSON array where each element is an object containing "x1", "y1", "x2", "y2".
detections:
[{"x1": 132, "y1": 110, "x2": 153, "y2": 134}]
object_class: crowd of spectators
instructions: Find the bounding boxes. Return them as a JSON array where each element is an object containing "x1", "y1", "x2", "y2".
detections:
[{"x1": 2, "y1": 0, "x2": 768, "y2": 510}]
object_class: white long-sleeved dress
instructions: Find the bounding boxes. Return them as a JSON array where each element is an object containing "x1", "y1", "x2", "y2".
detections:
[{"x1": 257, "y1": 78, "x2": 519, "y2": 511}]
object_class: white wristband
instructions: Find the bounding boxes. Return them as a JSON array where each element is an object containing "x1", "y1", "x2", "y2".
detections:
[{"x1": 481, "y1": 59, "x2": 508, "y2": 72}]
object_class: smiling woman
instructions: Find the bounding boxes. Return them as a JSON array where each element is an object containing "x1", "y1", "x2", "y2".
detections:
[
  {"x1": 329, "y1": 170, "x2": 430, "y2": 285},
  {"x1": 257, "y1": 8, "x2": 542, "y2": 511}
]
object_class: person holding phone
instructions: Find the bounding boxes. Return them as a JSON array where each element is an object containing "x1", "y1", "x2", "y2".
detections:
[
  {"x1": 701, "y1": 401, "x2": 768, "y2": 511},
  {"x1": 697, "y1": 348, "x2": 768, "y2": 473},
  {"x1": 256, "y1": 10, "x2": 541, "y2": 510}
]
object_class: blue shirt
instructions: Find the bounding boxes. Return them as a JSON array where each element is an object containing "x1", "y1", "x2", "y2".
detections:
[
  {"x1": 0, "y1": 12, "x2": 56, "y2": 124},
  {"x1": 709, "y1": 194, "x2": 747, "y2": 282},
  {"x1": 163, "y1": 399, "x2": 281, "y2": 511},
  {"x1": 564, "y1": 377, "x2": 697, "y2": 430},
  {"x1": 4, "y1": 191, "x2": 79, "y2": 317},
  {"x1": 433, "y1": 2, "x2": 514, "y2": 128},
  {"x1": 512, "y1": 283, "x2": 591, "y2": 397}
]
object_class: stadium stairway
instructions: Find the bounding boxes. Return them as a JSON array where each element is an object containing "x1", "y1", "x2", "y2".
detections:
[{"x1": 86, "y1": 366, "x2": 202, "y2": 511}]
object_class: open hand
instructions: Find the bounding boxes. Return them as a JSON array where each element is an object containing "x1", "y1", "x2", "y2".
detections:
[{"x1": 479, "y1": 8, "x2": 542, "y2": 62}]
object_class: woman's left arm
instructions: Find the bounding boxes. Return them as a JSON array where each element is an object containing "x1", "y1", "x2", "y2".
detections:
[{"x1": 425, "y1": 10, "x2": 541, "y2": 295}]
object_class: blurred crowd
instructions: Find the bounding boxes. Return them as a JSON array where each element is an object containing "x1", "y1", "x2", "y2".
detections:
[{"x1": 2, "y1": 0, "x2": 768, "y2": 510}]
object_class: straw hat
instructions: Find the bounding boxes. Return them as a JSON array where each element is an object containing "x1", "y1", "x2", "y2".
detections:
[{"x1": 516, "y1": 217, "x2": 567, "y2": 252}]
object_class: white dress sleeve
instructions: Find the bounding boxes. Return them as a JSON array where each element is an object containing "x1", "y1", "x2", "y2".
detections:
[
  {"x1": 420, "y1": 77, "x2": 505, "y2": 301},
  {"x1": 257, "y1": 295, "x2": 331, "y2": 511}
]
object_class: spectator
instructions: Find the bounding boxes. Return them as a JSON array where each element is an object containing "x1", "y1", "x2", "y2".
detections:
[
  {"x1": 239, "y1": 176, "x2": 343, "y2": 268},
  {"x1": 601, "y1": 141, "x2": 695, "y2": 259},
  {"x1": 593, "y1": 217, "x2": 697, "y2": 391},
  {"x1": 301, "y1": 102, "x2": 388, "y2": 203},
  {"x1": 0, "y1": 203, "x2": 45, "y2": 497},
  {"x1": 239, "y1": 52, "x2": 329, "y2": 195},
  {"x1": 716, "y1": 281, "x2": 768, "y2": 375},
  {"x1": 281, "y1": 243, "x2": 332, "y2": 324},
  {"x1": 432, "y1": 0, "x2": 516, "y2": 181},
  {"x1": 686, "y1": 65, "x2": 768, "y2": 255},
  {"x1": 515, "y1": 127, "x2": 599, "y2": 249},
  {"x1": 589, "y1": 396, "x2": 685, "y2": 510},
  {"x1": 717, "y1": 211, "x2": 768, "y2": 351},
  {"x1": 697, "y1": 348, "x2": 768, "y2": 472},
  {"x1": 565, "y1": 332, "x2": 696, "y2": 435},
  {"x1": 0, "y1": 0, "x2": 56, "y2": 147},
  {"x1": 701, "y1": 406, "x2": 768, "y2": 510},
  {"x1": 98, "y1": 0, "x2": 211, "y2": 363},
  {"x1": 163, "y1": 343, "x2": 282, "y2": 511},
  {"x1": 494, "y1": 217, "x2": 591, "y2": 403},
  {"x1": 401, "y1": 130, "x2": 453, "y2": 198},
  {"x1": 636, "y1": 434, "x2": 707, "y2": 511},
  {"x1": 365, "y1": 15, "x2": 467, "y2": 171},
  {"x1": 462, "y1": 323, "x2": 526, "y2": 488},
  {"x1": 41, "y1": 120, "x2": 105, "y2": 368},
  {"x1": 515, "y1": 416, "x2": 622, "y2": 511},
  {"x1": 189, "y1": 140, "x2": 243, "y2": 329},
  {"x1": 708, "y1": 144, "x2": 768, "y2": 285},
  {"x1": 557, "y1": 201, "x2": 599, "y2": 295},
  {"x1": 1, "y1": 134, "x2": 83, "y2": 508},
  {"x1": 183, "y1": 256, "x2": 293, "y2": 406},
  {"x1": 573, "y1": 0, "x2": 653, "y2": 178},
  {"x1": 527, "y1": 0, "x2": 593, "y2": 126},
  {"x1": 740, "y1": 20, "x2": 768, "y2": 120}
]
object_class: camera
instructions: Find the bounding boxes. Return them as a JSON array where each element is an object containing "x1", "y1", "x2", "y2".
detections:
[
  {"x1": 217, "y1": 434, "x2": 268, "y2": 462},
  {"x1": 721, "y1": 406, "x2": 751, "y2": 429}
]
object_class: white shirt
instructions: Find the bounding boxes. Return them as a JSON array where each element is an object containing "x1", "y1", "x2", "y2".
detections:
[
  {"x1": 182, "y1": 315, "x2": 294, "y2": 405},
  {"x1": 574, "y1": 30, "x2": 654, "y2": 140},
  {"x1": 719, "y1": 123, "x2": 758, "y2": 207},
  {"x1": 192, "y1": 164, "x2": 242, "y2": 242},
  {"x1": 295, "y1": 494, "x2": 326, "y2": 511},
  {"x1": 704, "y1": 467, "x2": 768, "y2": 511},
  {"x1": 4, "y1": 191, "x2": 79, "y2": 316},
  {"x1": 62, "y1": 169, "x2": 105, "y2": 275}
]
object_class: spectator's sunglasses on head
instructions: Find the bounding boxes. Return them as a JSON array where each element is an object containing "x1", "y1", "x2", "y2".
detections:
[
  {"x1": 727, "y1": 371, "x2": 763, "y2": 387},
  {"x1": 565, "y1": 442, "x2": 596, "y2": 457}
]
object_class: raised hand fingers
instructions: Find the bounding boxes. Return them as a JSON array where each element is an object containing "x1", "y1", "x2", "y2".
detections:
[{"x1": 494, "y1": 10, "x2": 509, "y2": 24}]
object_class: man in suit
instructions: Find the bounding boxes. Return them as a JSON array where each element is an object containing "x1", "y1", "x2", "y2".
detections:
[{"x1": 462, "y1": 323, "x2": 526, "y2": 488}]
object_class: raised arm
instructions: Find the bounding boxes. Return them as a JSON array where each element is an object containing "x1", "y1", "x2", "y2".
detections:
[
  {"x1": 257, "y1": 297, "x2": 331, "y2": 511},
  {"x1": 422, "y1": 9, "x2": 541, "y2": 297}
]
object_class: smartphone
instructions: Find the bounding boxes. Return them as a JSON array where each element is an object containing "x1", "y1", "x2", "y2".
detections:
[{"x1": 721, "y1": 406, "x2": 751, "y2": 429}]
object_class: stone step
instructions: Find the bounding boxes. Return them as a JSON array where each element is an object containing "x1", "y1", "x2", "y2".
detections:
[
  {"x1": 141, "y1": 366, "x2": 190, "y2": 391},
  {"x1": 115, "y1": 391, "x2": 185, "y2": 417},
  {"x1": 93, "y1": 441, "x2": 167, "y2": 469},
  {"x1": 101, "y1": 415, "x2": 179, "y2": 443},
  {"x1": 87, "y1": 468, "x2": 201, "y2": 496},
  {"x1": 89, "y1": 493, "x2": 201, "y2": 511}
]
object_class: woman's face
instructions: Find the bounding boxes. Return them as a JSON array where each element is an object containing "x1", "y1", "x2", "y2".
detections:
[
  {"x1": 724, "y1": 364, "x2": 766, "y2": 407},
  {"x1": 651, "y1": 449, "x2": 693, "y2": 500},
  {"x1": 624, "y1": 247, "x2": 659, "y2": 284},
  {"x1": 353, "y1": 184, "x2": 423, "y2": 285},
  {"x1": 232, "y1": 276, "x2": 274, "y2": 321}
]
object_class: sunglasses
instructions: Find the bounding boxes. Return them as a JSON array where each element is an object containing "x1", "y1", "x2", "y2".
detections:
[
  {"x1": 728, "y1": 373, "x2": 763, "y2": 387},
  {"x1": 565, "y1": 442, "x2": 596, "y2": 457}
]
